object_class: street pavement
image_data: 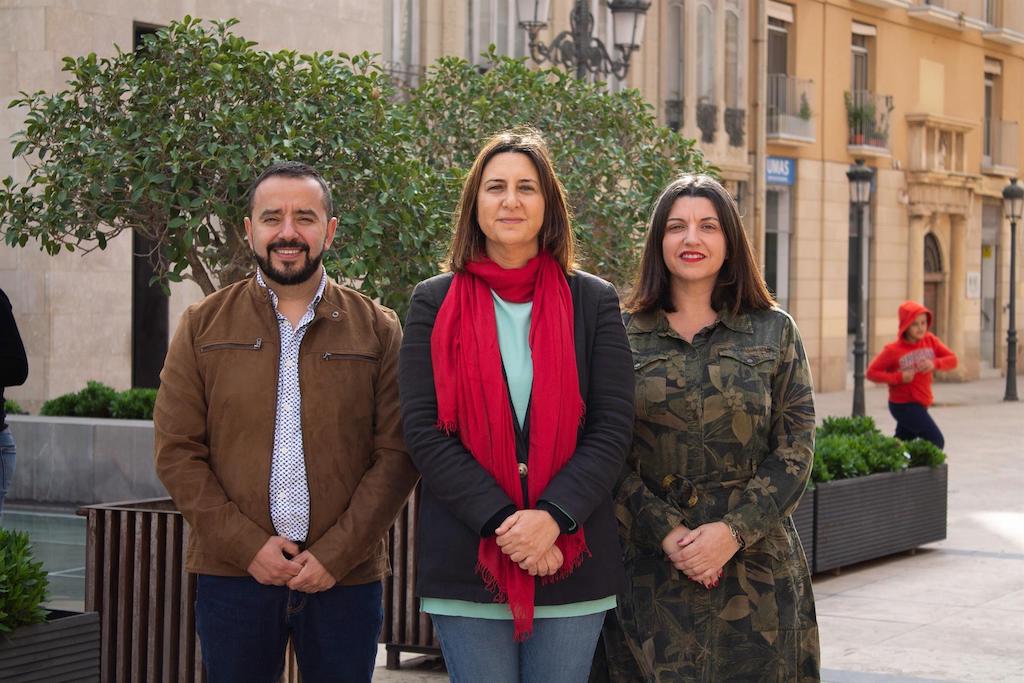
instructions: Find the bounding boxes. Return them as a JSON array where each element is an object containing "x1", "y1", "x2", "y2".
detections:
[{"x1": 372, "y1": 376, "x2": 1024, "y2": 682}]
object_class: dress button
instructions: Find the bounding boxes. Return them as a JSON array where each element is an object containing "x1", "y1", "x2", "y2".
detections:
[
  {"x1": 687, "y1": 494, "x2": 699, "y2": 508},
  {"x1": 518, "y1": 463, "x2": 528, "y2": 478},
  {"x1": 661, "y1": 474, "x2": 675, "y2": 490}
]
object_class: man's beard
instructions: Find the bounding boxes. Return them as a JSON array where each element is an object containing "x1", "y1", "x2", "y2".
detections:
[{"x1": 254, "y1": 240, "x2": 324, "y2": 286}]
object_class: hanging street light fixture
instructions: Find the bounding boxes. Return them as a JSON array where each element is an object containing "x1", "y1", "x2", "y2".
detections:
[
  {"x1": 1002, "y1": 177, "x2": 1023, "y2": 401},
  {"x1": 516, "y1": 0, "x2": 651, "y2": 81}
]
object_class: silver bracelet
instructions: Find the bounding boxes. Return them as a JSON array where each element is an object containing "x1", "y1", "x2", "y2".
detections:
[{"x1": 726, "y1": 523, "x2": 745, "y2": 550}]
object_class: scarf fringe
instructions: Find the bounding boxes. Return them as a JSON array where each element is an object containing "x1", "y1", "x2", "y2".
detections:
[
  {"x1": 435, "y1": 419, "x2": 457, "y2": 436},
  {"x1": 475, "y1": 560, "x2": 508, "y2": 604}
]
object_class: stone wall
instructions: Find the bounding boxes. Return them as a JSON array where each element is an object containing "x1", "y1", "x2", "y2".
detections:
[{"x1": 6, "y1": 415, "x2": 164, "y2": 506}]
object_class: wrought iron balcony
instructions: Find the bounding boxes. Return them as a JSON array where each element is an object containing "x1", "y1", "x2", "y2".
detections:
[
  {"x1": 983, "y1": 118, "x2": 1020, "y2": 174},
  {"x1": 664, "y1": 98, "x2": 684, "y2": 132},
  {"x1": 767, "y1": 74, "x2": 815, "y2": 143},
  {"x1": 845, "y1": 90, "x2": 895, "y2": 155},
  {"x1": 724, "y1": 108, "x2": 745, "y2": 147},
  {"x1": 696, "y1": 99, "x2": 717, "y2": 144}
]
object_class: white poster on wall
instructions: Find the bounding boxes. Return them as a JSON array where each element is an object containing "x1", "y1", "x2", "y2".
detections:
[{"x1": 966, "y1": 271, "x2": 981, "y2": 299}]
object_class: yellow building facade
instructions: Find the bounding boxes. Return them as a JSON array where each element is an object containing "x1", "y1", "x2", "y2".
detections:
[{"x1": 760, "y1": 0, "x2": 1024, "y2": 390}]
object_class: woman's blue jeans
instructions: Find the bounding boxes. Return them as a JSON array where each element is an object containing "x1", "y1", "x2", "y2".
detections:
[
  {"x1": 431, "y1": 611, "x2": 606, "y2": 683},
  {"x1": 0, "y1": 428, "x2": 15, "y2": 514},
  {"x1": 194, "y1": 575, "x2": 382, "y2": 683}
]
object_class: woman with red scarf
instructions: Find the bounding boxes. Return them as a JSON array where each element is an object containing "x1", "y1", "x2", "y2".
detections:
[{"x1": 398, "y1": 129, "x2": 634, "y2": 682}]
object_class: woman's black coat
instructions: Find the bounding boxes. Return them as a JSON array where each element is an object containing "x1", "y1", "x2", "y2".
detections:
[{"x1": 399, "y1": 270, "x2": 634, "y2": 605}]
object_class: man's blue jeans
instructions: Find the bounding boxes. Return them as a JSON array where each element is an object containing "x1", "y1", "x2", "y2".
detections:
[
  {"x1": 0, "y1": 428, "x2": 15, "y2": 514},
  {"x1": 195, "y1": 574, "x2": 382, "y2": 683},
  {"x1": 431, "y1": 611, "x2": 606, "y2": 683}
]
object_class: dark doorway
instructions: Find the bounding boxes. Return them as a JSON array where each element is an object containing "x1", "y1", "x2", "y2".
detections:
[{"x1": 131, "y1": 22, "x2": 168, "y2": 388}]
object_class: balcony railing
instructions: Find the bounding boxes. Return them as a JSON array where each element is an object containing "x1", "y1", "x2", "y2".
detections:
[
  {"x1": 846, "y1": 90, "x2": 895, "y2": 153},
  {"x1": 983, "y1": 118, "x2": 1020, "y2": 173},
  {"x1": 725, "y1": 108, "x2": 746, "y2": 147},
  {"x1": 383, "y1": 61, "x2": 424, "y2": 98},
  {"x1": 696, "y1": 99, "x2": 717, "y2": 144},
  {"x1": 767, "y1": 74, "x2": 815, "y2": 142},
  {"x1": 665, "y1": 98, "x2": 684, "y2": 132}
]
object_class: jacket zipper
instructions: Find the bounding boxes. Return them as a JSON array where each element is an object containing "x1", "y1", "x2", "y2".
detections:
[
  {"x1": 200, "y1": 338, "x2": 263, "y2": 352},
  {"x1": 322, "y1": 352, "x2": 377, "y2": 362}
]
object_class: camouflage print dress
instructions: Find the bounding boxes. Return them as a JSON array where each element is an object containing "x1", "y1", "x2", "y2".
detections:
[{"x1": 606, "y1": 308, "x2": 819, "y2": 683}]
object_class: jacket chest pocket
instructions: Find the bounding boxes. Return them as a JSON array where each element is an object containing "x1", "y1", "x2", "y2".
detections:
[
  {"x1": 321, "y1": 351, "x2": 378, "y2": 363},
  {"x1": 307, "y1": 350, "x2": 379, "y2": 413},
  {"x1": 200, "y1": 338, "x2": 264, "y2": 353}
]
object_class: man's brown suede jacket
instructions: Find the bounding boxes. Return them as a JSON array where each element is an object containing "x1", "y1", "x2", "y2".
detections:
[{"x1": 154, "y1": 275, "x2": 418, "y2": 584}]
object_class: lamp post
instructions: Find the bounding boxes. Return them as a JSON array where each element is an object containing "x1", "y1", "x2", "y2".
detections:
[
  {"x1": 1002, "y1": 177, "x2": 1023, "y2": 401},
  {"x1": 847, "y1": 159, "x2": 874, "y2": 417},
  {"x1": 516, "y1": 0, "x2": 651, "y2": 81}
]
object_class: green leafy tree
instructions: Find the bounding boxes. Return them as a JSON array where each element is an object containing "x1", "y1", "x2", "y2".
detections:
[
  {"x1": 0, "y1": 17, "x2": 441, "y2": 313},
  {"x1": 1, "y1": 20, "x2": 707, "y2": 312},
  {"x1": 406, "y1": 50, "x2": 710, "y2": 289}
]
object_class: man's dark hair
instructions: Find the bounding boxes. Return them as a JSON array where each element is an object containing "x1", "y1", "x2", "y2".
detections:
[{"x1": 247, "y1": 161, "x2": 333, "y2": 218}]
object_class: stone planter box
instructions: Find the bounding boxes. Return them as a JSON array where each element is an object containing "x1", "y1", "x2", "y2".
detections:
[
  {"x1": 0, "y1": 609, "x2": 100, "y2": 682},
  {"x1": 6, "y1": 415, "x2": 165, "y2": 506},
  {"x1": 813, "y1": 464, "x2": 948, "y2": 573},
  {"x1": 790, "y1": 487, "x2": 815, "y2": 569}
]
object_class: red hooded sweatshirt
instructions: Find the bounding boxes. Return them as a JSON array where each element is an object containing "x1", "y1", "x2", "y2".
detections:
[{"x1": 866, "y1": 301, "x2": 957, "y2": 407}]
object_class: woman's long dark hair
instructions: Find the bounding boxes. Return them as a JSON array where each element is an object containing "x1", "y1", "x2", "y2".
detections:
[{"x1": 625, "y1": 174, "x2": 775, "y2": 315}]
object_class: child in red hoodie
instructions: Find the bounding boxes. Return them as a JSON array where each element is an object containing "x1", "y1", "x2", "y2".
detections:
[{"x1": 866, "y1": 301, "x2": 957, "y2": 448}]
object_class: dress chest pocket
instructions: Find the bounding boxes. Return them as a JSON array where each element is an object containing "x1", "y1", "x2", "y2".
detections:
[
  {"x1": 706, "y1": 345, "x2": 778, "y2": 446},
  {"x1": 633, "y1": 353, "x2": 670, "y2": 422}
]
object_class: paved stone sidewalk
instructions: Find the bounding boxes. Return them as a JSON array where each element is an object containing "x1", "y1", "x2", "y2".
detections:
[{"x1": 372, "y1": 377, "x2": 1024, "y2": 682}]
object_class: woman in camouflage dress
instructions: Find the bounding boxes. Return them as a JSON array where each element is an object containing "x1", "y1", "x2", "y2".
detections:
[{"x1": 607, "y1": 175, "x2": 819, "y2": 682}]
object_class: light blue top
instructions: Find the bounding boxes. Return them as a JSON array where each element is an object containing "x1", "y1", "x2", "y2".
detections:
[
  {"x1": 421, "y1": 290, "x2": 615, "y2": 620},
  {"x1": 492, "y1": 291, "x2": 532, "y2": 428}
]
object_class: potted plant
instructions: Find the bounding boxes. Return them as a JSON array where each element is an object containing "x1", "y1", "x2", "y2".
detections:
[
  {"x1": 0, "y1": 529, "x2": 100, "y2": 681},
  {"x1": 798, "y1": 92, "x2": 812, "y2": 122},
  {"x1": 811, "y1": 417, "x2": 947, "y2": 573}
]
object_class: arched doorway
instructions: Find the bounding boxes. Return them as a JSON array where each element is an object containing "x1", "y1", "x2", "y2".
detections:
[{"x1": 923, "y1": 233, "x2": 944, "y2": 337}]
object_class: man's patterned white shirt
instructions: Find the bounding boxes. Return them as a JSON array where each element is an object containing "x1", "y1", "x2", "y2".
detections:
[{"x1": 256, "y1": 267, "x2": 328, "y2": 542}]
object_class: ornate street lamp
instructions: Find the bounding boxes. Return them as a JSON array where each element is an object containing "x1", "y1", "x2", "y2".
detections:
[
  {"x1": 516, "y1": 0, "x2": 651, "y2": 81},
  {"x1": 1002, "y1": 177, "x2": 1023, "y2": 401},
  {"x1": 847, "y1": 159, "x2": 874, "y2": 416}
]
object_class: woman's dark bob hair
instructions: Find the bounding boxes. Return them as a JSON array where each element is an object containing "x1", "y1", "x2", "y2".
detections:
[
  {"x1": 446, "y1": 127, "x2": 575, "y2": 273},
  {"x1": 625, "y1": 174, "x2": 775, "y2": 315}
]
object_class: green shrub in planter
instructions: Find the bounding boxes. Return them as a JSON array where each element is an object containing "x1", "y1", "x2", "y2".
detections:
[
  {"x1": 903, "y1": 438, "x2": 946, "y2": 468},
  {"x1": 109, "y1": 388, "x2": 158, "y2": 420},
  {"x1": 813, "y1": 431, "x2": 910, "y2": 483},
  {"x1": 2, "y1": 399, "x2": 26, "y2": 415},
  {"x1": 0, "y1": 529, "x2": 49, "y2": 634},
  {"x1": 39, "y1": 381, "x2": 157, "y2": 420},
  {"x1": 818, "y1": 415, "x2": 879, "y2": 438},
  {"x1": 40, "y1": 381, "x2": 117, "y2": 418}
]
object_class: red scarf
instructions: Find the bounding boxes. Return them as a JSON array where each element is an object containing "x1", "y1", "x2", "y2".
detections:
[{"x1": 431, "y1": 251, "x2": 588, "y2": 640}]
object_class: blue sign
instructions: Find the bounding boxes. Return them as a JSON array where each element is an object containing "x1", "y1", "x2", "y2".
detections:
[{"x1": 766, "y1": 156, "x2": 796, "y2": 186}]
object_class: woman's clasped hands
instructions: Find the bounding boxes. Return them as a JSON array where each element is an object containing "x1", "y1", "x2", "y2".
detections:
[
  {"x1": 661, "y1": 522, "x2": 741, "y2": 589},
  {"x1": 495, "y1": 509, "x2": 564, "y2": 577}
]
